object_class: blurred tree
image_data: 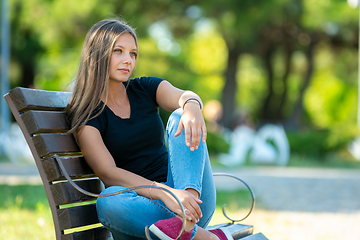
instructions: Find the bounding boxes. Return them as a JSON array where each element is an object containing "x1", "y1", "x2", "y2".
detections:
[
  {"x1": 199, "y1": 0, "x2": 283, "y2": 127},
  {"x1": 10, "y1": 0, "x2": 45, "y2": 88},
  {"x1": 8, "y1": 0, "x2": 194, "y2": 89},
  {"x1": 9, "y1": 0, "x2": 105, "y2": 88},
  {"x1": 288, "y1": 0, "x2": 358, "y2": 128},
  {"x1": 7, "y1": 0, "x2": 358, "y2": 135},
  {"x1": 196, "y1": 0, "x2": 358, "y2": 130}
]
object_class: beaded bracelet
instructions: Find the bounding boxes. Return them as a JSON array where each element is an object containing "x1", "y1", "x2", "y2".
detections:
[{"x1": 149, "y1": 181, "x2": 158, "y2": 203}]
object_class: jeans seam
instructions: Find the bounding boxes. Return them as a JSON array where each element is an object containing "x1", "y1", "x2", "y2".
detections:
[
  {"x1": 149, "y1": 198, "x2": 177, "y2": 217},
  {"x1": 201, "y1": 209, "x2": 214, "y2": 228},
  {"x1": 181, "y1": 184, "x2": 202, "y2": 195}
]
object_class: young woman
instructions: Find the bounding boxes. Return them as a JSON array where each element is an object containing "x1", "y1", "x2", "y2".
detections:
[{"x1": 67, "y1": 18, "x2": 233, "y2": 240}]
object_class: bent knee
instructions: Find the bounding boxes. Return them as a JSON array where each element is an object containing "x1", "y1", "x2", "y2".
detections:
[
  {"x1": 169, "y1": 108, "x2": 183, "y2": 123},
  {"x1": 166, "y1": 108, "x2": 183, "y2": 133},
  {"x1": 97, "y1": 186, "x2": 136, "y2": 210},
  {"x1": 96, "y1": 186, "x2": 137, "y2": 221}
]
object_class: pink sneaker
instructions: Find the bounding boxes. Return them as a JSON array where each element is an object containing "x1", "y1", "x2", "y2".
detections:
[
  {"x1": 149, "y1": 216, "x2": 192, "y2": 240},
  {"x1": 209, "y1": 228, "x2": 234, "y2": 240}
]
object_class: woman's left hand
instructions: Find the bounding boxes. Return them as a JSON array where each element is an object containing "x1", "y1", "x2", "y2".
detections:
[{"x1": 174, "y1": 102, "x2": 207, "y2": 151}]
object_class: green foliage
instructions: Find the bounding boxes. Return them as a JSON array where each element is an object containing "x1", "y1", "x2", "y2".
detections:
[
  {"x1": 237, "y1": 54, "x2": 267, "y2": 112},
  {"x1": 206, "y1": 130, "x2": 230, "y2": 155},
  {"x1": 7, "y1": 0, "x2": 359, "y2": 160},
  {"x1": 287, "y1": 126, "x2": 358, "y2": 158},
  {"x1": 287, "y1": 130, "x2": 330, "y2": 157},
  {"x1": 305, "y1": 75, "x2": 357, "y2": 127},
  {"x1": 188, "y1": 26, "x2": 227, "y2": 75},
  {"x1": 303, "y1": 0, "x2": 358, "y2": 29}
]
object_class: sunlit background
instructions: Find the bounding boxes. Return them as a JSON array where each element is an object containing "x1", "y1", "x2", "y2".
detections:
[{"x1": 1, "y1": 0, "x2": 360, "y2": 239}]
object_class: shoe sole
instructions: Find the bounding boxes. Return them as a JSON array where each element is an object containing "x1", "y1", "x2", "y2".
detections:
[
  {"x1": 220, "y1": 227, "x2": 234, "y2": 240},
  {"x1": 149, "y1": 224, "x2": 176, "y2": 240}
]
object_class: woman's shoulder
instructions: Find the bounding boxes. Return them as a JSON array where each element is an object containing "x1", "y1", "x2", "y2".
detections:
[
  {"x1": 92, "y1": 101, "x2": 105, "y2": 115},
  {"x1": 129, "y1": 76, "x2": 165, "y2": 103},
  {"x1": 86, "y1": 102, "x2": 107, "y2": 134},
  {"x1": 131, "y1": 76, "x2": 165, "y2": 85},
  {"x1": 129, "y1": 76, "x2": 165, "y2": 94}
]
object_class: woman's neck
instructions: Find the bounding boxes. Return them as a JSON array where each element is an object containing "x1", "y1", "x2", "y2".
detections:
[
  {"x1": 106, "y1": 81, "x2": 131, "y2": 118},
  {"x1": 107, "y1": 81, "x2": 127, "y2": 106}
]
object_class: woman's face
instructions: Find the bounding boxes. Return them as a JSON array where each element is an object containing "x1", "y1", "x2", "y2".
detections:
[{"x1": 109, "y1": 32, "x2": 138, "y2": 83}]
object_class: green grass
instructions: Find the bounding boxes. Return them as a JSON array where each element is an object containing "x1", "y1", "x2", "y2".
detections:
[
  {"x1": 0, "y1": 185, "x2": 55, "y2": 240},
  {"x1": 216, "y1": 189, "x2": 255, "y2": 211},
  {"x1": 0, "y1": 207, "x2": 55, "y2": 240},
  {"x1": 210, "y1": 189, "x2": 257, "y2": 226},
  {"x1": 0, "y1": 184, "x2": 252, "y2": 239},
  {"x1": 0, "y1": 185, "x2": 49, "y2": 209}
]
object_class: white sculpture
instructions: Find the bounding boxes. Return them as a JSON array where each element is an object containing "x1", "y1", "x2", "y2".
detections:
[{"x1": 219, "y1": 124, "x2": 290, "y2": 166}]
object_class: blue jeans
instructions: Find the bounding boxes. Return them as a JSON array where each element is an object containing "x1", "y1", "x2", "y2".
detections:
[{"x1": 96, "y1": 109, "x2": 216, "y2": 240}]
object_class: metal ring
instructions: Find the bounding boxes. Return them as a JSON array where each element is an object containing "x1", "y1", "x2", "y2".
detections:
[
  {"x1": 212, "y1": 173, "x2": 255, "y2": 223},
  {"x1": 53, "y1": 154, "x2": 186, "y2": 240}
]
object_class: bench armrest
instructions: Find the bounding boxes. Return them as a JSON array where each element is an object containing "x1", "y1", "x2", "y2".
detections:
[{"x1": 213, "y1": 173, "x2": 255, "y2": 223}]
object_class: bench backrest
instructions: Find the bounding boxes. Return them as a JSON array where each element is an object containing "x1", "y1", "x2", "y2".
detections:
[{"x1": 4, "y1": 87, "x2": 112, "y2": 240}]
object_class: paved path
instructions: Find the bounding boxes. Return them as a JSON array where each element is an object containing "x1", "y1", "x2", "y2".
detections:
[
  {"x1": 0, "y1": 163, "x2": 41, "y2": 185},
  {"x1": 212, "y1": 166, "x2": 360, "y2": 240},
  {"x1": 213, "y1": 166, "x2": 360, "y2": 213},
  {"x1": 1, "y1": 163, "x2": 360, "y2": 239}
]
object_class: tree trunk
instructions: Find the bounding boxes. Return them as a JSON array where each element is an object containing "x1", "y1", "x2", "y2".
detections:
[
  {"x1": 20, "y1": 61, "x2": 36, "y2": 88},
  {"x1": 220, "y1": 48, "x2": 241, "y2": 129},
  {"x1": 260, "y1": 44, "x2": 275, "y2": 120},
  {"x1": 290, "y1": 35, "x2": 316, "y2": 125},
  {"x1": 277, "y1": 38, "x2": 292, "y2": 117}
]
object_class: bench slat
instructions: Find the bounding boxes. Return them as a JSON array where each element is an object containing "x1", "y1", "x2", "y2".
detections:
[
  {"x1": 9, "y1": 87, "x2": 71, "y2": 112},
  {"x1": 61, "y1": 227, "x2": 112, "y2": 240},
  {"x1": 32, "y1": 133, "x2": 80, "y2": 157},
  {"x1": 42, "y1": 156, "x2": 96, "y2": 182},
  {"x1": 51, "y1": 179, "x2": 102, "y2": 206},
  {"x1": 227, "y1": 223, "x2": 253, "y2": 239},
  {"x1": 207, "y1": 223, "x2": 253, "y2": 239},
  {"x1": 241, "y1": 233, "x2": 269, "y2": 240},
  {"x1": 22, "y1": 110, "x2": 69, "y2": 135},
  {"x1": 58, "y1": 204, "x2": 100, "y2": 231}
]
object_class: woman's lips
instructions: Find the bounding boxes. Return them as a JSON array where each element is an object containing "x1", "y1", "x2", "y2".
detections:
[{"x1": 118, "y1": 68, "x2": 130, "y2": 73}]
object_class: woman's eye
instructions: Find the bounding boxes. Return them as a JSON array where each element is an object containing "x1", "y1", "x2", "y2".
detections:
[
  {"x1": 130, "y1": 52, "x2": 138, "y2": 58},
  {"x1": 114, "y1": 49, "x2": 122, "y2": 53}
]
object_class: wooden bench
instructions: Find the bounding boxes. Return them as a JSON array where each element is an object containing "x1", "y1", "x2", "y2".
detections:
[{"x1": 4, "y1": 87, "x2": 268, "y2": 240}]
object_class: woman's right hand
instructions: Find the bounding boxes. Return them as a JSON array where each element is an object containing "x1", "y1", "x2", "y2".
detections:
[{"x1": 159, "y1": 188, "x2": 203, "y2": 223}]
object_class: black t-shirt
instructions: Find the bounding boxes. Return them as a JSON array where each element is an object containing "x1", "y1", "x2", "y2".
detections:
[{"x1": 86, "y1": 76, "x2": 168, "y2": 182}]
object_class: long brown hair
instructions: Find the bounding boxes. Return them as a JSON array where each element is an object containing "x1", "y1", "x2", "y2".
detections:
[{"x1": 67, "y1": 18, "x2": 137, "y2": 133}]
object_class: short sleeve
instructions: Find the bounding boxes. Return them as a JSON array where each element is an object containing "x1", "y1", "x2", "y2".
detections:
[
  {"x1": 86, "y1": 117, "x2": 102, "y2": 132},
  {"x1": 85, "y1": 104, "x2": 107, "y2": 136},
  {"x1": 136, "y1": 76, "x2": 164, "y2": 104}
]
